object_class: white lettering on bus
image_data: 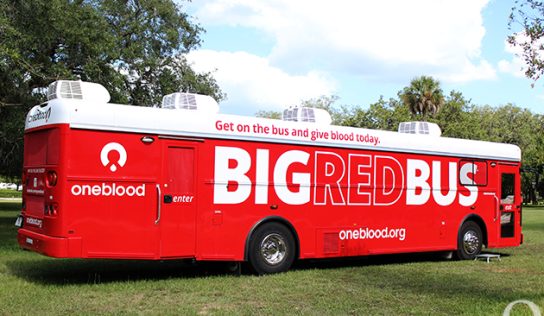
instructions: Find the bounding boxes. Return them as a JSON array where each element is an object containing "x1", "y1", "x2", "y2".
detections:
[
  {"x1": 459, "y1": 163, "x2": 478, "y2": 206},
  {"x1": 273, "y1": 150, "x2": 310, "y2": 205},
  {"x1": 339, "y1": 227, "x2": 406, "y2": 241},
  {"x1": 213, "y1": 146, "x2": 252, "y2": 204},
  {"x1": 27, "y1": 168, "x2": 45, "y2": 174},
  {"x1": 214, "y1": 147, "x2": 310, "y2": 205},
  {"x1": 213, "y1": 146, "x2": 479, "y2": 207},
  {"x1": 406, "y1": 159, "x2": 431, "y2": 205},
  {"x1": 70, "y1": 183, "x2": 145, "y2": 197},
  {"x1": 432, "y1": 161, "x2": 457, "y2": 206},
  {"x1": 373, "y1": 156, "x2": 404, "y2": 206},
  {"x1": 26, "y1": 217, "x2": 43, "y2": 228},
  {"x1": 173, "y1": 195, "x2": 194, "y2": 203},
  {"x1": 314, "y1": 152, "x2": 346, "y2": 205}
]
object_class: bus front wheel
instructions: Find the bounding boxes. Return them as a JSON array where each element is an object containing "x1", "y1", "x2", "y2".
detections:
[
  {"x1": 248, "y1": 222, "x2": 295, "y2": 275},
  {"x1": 456, "y1": 221, "x2": 483, "y2": 260}
]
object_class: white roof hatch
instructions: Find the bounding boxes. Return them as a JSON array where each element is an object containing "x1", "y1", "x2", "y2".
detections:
[
  {"x1": 282, "y1": 106, "x2": 332, "y2": 125},
  {"x1": 398, "y1": 121, "x2": 441, "y2": 136},
  {"x1": 47, "y1": 80, "x2": 110, "y2": 103},
  {"x1": 161, "y1": 92, "x2": 219, "y2": 114}
]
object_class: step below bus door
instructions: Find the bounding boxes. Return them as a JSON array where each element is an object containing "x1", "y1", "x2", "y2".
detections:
[
  {"x1": 497, "y1": 164, "x2": 521, "y2": 245},
  {"x1": 158, "y1": 145, "x2": 197, "y2": 258}
]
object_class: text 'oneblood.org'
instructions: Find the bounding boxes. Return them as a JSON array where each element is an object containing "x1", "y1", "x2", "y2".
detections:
[{"x1": 339, "y1": 227, "x2": 407, "y2": 241}]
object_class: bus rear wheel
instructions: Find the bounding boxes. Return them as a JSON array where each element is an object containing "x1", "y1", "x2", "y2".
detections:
[
  {"x1": 456, "y1": 221, "x2": 483, "y2": 260},
  {"x1": 248, "y1": 222, "x2": 295, "y2": 275}
]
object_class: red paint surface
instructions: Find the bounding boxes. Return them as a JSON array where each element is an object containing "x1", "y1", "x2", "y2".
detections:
[{"x1": 18, "y1": 124, "x2": 522, "y2": 261}]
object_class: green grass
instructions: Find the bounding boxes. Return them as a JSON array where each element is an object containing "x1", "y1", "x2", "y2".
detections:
[
  {"x1": 0, "y1": 189, "x2": 21, "y2": 198},
  {"x1": 0, "y1": 201, "x2": 542, "y2": 315}
]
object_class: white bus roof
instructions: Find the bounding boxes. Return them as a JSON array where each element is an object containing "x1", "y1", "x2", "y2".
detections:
[{"x1": 25, "y1": 99, "x2": 521, "y2": 162}]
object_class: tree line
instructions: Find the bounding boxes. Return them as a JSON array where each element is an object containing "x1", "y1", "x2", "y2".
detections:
[
  {"x1": 0, "y1": 0, "x2": 225, "y2": 180},
  {"x1": 258, "y1": 76, "x2": 544, "y2": 204},
  {"x1": 2, "y1": 0, "x2": 544, "y2": 203}
]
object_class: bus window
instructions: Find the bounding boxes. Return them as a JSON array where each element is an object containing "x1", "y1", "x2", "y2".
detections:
[
  {"x1": 500, "y1": 173, "x2": 515, "y2": 205},
  {"x1": 500, "y1": 173, "x2": 515, "y2": 238}
]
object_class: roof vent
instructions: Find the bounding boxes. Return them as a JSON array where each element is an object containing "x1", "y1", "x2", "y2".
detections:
[
  {"x1": 398, "y1": 121, "x2": 441, "y2": 136},
  {"x1": 282, "y1": 106, "x2": 332, "y2": 125},
  {"x1": 47, "y1": 80, "x2": 110, "y2": 103},
  {"x1": 161, "y1": 92, "x2": 219, "y2": 114}
]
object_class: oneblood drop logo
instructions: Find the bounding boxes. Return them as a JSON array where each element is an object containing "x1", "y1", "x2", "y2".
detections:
[{"x1": 101, "y1": 142, "x2": 127, "y2": 172}]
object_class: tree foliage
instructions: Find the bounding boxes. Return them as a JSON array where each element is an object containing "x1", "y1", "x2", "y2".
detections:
[
  {"x1": 508, "y1": 0, "x2": 544, "y2": 84},
  {"x1": 342, "y1": 90, "x2": 544, "y2": 204},
  {"x1": 340, "y1": 97, "x2": 410, "y2": 130},
  {"x1": 0, "y1": 0, "x2": 224, "y2": 179},
  {"x1": 258, "y1": 79, "x2": 544, "y2": 203},
  {"x1": 399, "y1": 76, "x2": 445, "y2": 119},
  {"x1": 255, "y1": 110, "x2": 282, "y2": 120}
]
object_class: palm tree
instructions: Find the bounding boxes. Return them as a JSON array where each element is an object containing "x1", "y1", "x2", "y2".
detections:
[{"x1": 399, "y1": 76, "x2": 445, "y2": 119}]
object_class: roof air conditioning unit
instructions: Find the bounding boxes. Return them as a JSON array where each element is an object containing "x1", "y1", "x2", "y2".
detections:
[
  {"x1": 47, "y1": 80, "x2": 110, "y2": 103},
  {"x1": 282, "y1": 106, "x2": 332, "y2": 125},
  {"x1": 398, "y1": 121, "x2": 441, "y2": 136},
  {"x1": 161, "y1": 92, "x2": 219, "y2": 114}
]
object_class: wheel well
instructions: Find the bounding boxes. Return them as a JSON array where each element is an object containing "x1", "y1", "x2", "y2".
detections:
[
  {"x1": 460, "y1": 214, "x2": 488, "y2": 247},
  {"x1": 244, "y1": 216, "x2": 300, "y2": 261}
]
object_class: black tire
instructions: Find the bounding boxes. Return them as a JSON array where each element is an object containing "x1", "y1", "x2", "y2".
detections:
[
  {"x1": 456, "y1": 221, "x2": 483, "y2": 260},
  {"x1": 248, "y1": 222, "x2": 296, "y2": 275}
]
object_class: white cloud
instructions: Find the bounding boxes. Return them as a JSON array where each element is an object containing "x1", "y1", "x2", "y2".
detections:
[
  {"x1": 498, "y1": 59, "x2": 525, "y2": 78},
  {"x1": 186, "y1": 50, "x2": 336, "y2": 114},
  {"x1": 436, "y1": 60, "x2": 496, "y2": 83},
  {"x1": 498, "y1": 34, "x2": 530, "y2": 78},
  {"x1": 194, "y1": 0, "x2": 495, "y2": 83}
]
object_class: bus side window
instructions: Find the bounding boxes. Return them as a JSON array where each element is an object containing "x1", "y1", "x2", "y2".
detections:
[
  {"x1": 459, "y1": 160, "x2": 487, "y2": 186},
  {"x1": 500, "y1": 173, "x2": 515, "y2": 204}
]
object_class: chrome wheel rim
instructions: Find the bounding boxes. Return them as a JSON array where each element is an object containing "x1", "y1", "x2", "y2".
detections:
[
  {"x1": 260, "y1": 233, "x2": 287, "y2": 265},
  {"x1": 463, "y1": 230, "x2": 480, "y2": 255}
]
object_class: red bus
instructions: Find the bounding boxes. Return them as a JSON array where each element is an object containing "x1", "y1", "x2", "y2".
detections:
[{"x1": 16, "y1": 80, "x2": 523, "y2": 274}]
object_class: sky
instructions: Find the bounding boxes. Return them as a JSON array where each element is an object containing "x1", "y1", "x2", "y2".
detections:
[{"x1": 183, "y1": 0, "x2": 542, "y2": 116}]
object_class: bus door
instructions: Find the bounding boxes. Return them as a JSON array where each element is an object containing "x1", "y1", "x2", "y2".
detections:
[
  {"x1": 497, "y1": 163, "x2": 521, "y2": 244},
  {"x1": 159, "y1": 144, "x2": 197, "y2": 258}
]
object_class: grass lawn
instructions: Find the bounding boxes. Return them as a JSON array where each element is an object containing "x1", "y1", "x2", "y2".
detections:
[
  {"x1": 0, "y1": 200, "x2": 542, "y2": 315},
  {"x1": 0, "y1": 189, "x2": 21, "y2": 198}
]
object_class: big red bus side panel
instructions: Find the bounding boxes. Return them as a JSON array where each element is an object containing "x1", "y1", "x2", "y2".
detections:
[
  {"x1": 19, "y1": 127, "x2": 521, "y2": 261},
  {"x1": 194, "y1": 140, "x2": 519, "y2": 261}
]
